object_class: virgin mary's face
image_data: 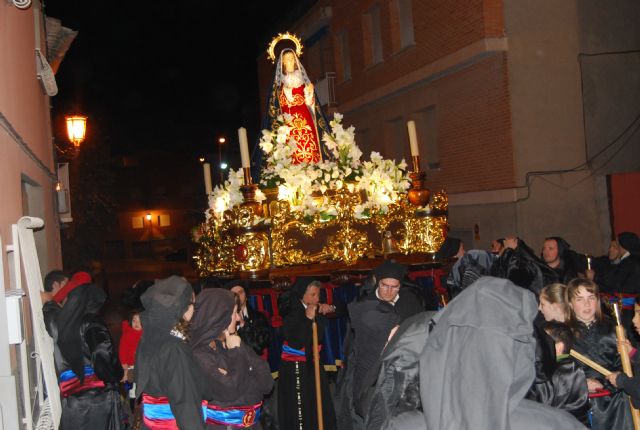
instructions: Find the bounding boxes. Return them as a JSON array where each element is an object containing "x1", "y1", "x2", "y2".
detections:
[{"x1": 283, "y1": 52, "x2": 297, "y2": 74}]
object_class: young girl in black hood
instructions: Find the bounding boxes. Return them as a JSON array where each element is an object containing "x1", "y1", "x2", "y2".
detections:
[
  {"x1": 190, "y1": 288, "x2": 273, "y2": 429},
  {"x1": 135, "y1": 276, "x2": 207, "y2": 429},
  {"x1": 567, "y1": 278, "x2": 633, "y2": 429}
]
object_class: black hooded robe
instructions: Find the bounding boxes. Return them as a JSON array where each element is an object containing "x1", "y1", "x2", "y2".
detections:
[
  {"x1": 136, "y1": 276, "x2": 207, "y2": 430},
  {"x1": 572, "y1": 318, "x2": 633, "y2": 429},
  {"x1": 190, "y1": 289, "x2": 273, "y2": 429},
  {"x1": 44, "y1": 283, "x2": 124, "y2": 430},
  {"x1": 278, "y1": 297, "x2": 336, "y2": 430}
]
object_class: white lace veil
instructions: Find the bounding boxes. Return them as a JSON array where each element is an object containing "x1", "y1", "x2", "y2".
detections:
[{"x1": 274, "y1": 48, "x2": 312, "y2": 88}]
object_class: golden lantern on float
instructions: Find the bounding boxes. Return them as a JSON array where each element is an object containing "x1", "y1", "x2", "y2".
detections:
[{"x1": 65, "y1": 115, "x2": 87, "y2": 147}]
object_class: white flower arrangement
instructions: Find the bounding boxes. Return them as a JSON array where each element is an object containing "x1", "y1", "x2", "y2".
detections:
[
  {"x1": 207, "y1": 168, "x2": 265, "y2": 221},
  {"x1": 209, "y1": 112, "x2": 410, "y2": 219},
  {"x1": 355, "y1": 152, "x2": 411, "y2": 218}
]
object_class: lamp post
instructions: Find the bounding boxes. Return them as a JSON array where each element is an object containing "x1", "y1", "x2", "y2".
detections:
[
  {"x1": 218, "y1": 137, "x2": 226, "y2": 183},
  {"x1": 65, "y1": 115, "x2": 87, "y2": 148}
]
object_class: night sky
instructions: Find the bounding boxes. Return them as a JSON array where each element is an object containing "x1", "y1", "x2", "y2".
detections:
[{"x1": 44, "y1": 0, "x2": 312, "y2": 163}]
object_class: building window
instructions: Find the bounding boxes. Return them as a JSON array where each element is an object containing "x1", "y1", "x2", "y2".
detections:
[
  {"x1": 334, "y1": 29, "x2": 351, "y2": 81},
  {"x1": 390, "y1": 0, "x2": 415, "y2": 51},
  {"x1": 362, "y1": 5, "x2": 383, "y2": 67},
  {"x1": 417, "y1": 106, "x2": 439, "y2": 169}
]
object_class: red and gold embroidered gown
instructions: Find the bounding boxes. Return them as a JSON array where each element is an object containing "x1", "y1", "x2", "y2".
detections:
[{"x1": 278, "y1": 84, "x2": 322, "y2": 164}]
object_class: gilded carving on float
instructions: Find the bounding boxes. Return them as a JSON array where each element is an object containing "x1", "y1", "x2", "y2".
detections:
[{"x1": 193, "y1": 34, "x2": 448, "y2": 277}]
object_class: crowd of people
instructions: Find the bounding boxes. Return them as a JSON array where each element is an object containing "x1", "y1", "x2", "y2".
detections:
[{"x1": 39, "y1": 231, "x2": 640, "y2": 429}]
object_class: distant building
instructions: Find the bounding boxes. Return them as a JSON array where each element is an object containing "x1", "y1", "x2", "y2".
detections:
[
  {"x1": 100, "y1": 149, "x2": 206, "y2": 278},
  {"x1": 0, "y1": 1, "x2": 76, "y2": 427},
  {"x1": 257, "y1": 0, "x2": 640, "y2": 253}
]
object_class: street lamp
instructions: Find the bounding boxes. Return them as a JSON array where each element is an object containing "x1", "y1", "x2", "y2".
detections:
[
  {"x1": 65, "y1": 115, "x2": 87, "y2": 147},
  {"x1": 218, "y1": 137, "x2": 226, "y2": 182}
]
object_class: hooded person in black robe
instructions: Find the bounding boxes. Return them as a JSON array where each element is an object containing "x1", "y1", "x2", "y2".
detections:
[
  {"x1": 566, "y1": 278, "x2": 633, "y2": 429},
  {"x1": 277, "y1": 277, "x2": 336, "y2": 430},
  {"x1": 336, "y1": 260, "x2": 424, "y2": 429},
  {"x1": 596, "y1": 232, "x2": 640, "y2": 294},
  {"x1": 526, "y1": 321, "x2": 590, "y2": 426},
  {"x1": 135, "y1": 276, "x2": 207, "y2": 430},
  {"x1": 44, "y1": 275, "x2": 124, "y2": 430},
  {"x1": 541, "y1": 236, "x2": 588, "y2": 284},
  {"x1": 190, "y1": 288, "x2": 273, "y2": 429},
  {"x1": 419, "y1": 277, "x2": 585, "y2": 430}
]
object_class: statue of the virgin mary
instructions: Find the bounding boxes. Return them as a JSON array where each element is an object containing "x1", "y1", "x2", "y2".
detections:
[{"x1": 255, "y1": 33, "x2": 332, "y2": 169}]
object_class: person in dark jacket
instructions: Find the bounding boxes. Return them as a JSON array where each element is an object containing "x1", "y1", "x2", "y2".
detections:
[
  {"x1": 43, "y1": 272, "x2": 124, "y2": 430},
  {"x1": 278, "y1": 277, "x2": 337, "y2": 430},
  {"x1": 527, "y1": 321, "x2": 590, "y2": 426},
  {"x1": 190, "y1": 288, "x2": 273, "y2": 429},
  {"x1": 606, "y1": 295, "x2": 640, "y2": 408},
  {"x1": 135, "y1": 276, "x2": 206, "y2": 429},
  {"x1": 336, "y1": 260, "x2": 424, "y2": 428}
]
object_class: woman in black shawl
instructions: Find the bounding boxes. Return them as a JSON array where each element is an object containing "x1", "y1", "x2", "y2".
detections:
[
  {"x1": 190, "y1": 288, "x2": 273, "y2": 428},
  {"x1": 44, "y1": 272, "x2": 124, "y2": 429},
  {"x1": 278, "y1": 277, "x2": 336, "y2": 430},
  {"x1": 135, "y1": 276, "x2": 207, "y2": 430}
]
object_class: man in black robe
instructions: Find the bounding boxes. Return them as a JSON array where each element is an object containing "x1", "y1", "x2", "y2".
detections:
[
  {"x1": 43, "y1": 272, "x2": 124, "y2": 430},
  {"x1": 337, "y1": 260, "x2": 424, "y2": 428}
]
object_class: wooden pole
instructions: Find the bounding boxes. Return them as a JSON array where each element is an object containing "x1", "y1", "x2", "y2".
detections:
[
  {"x1": 613, "y1": 303, "x2": 640, "y2": 430},
  {"x1": 570, "y1": 350, "x2": 613, "y2": 376},
  {"x1": 312, "y1": 316, "x2": 324, "y2": 430}
]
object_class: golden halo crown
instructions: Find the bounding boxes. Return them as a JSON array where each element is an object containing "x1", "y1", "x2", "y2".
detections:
[{"x1": 267, "y1": 32, "x2": 303, "y2": 64}]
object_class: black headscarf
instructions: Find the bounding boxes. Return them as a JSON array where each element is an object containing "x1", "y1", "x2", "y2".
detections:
[
  {"x1": 136, "y1": 276, "x2": 195, "y2": 401},
  {"x1": 222, "y1": 279, "x2": 250, "y2": 293},
  {"x1": 436, "y1": 237, "x2": 462, "y2": 260},
  {"x1": 544, "y1": 236, "x2": 571, "y2": 262},
  {"x1": 139, "y1": 276, "x2": 193, "y2": 343},
  {"x1": 278, "y1": 276, "x2": 318, "y2": 317},
  {"x1": 57, "y1": 283, "x2": 106, "y2": 381},
  {"x1": 619, "y1": 232, "x2": 640, "y2": 256},
  {"x1": 190, "y1": 288, "x2": 236, "y2": 351}
]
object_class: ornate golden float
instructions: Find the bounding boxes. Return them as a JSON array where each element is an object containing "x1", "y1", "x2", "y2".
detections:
[{"x1": 193, "y1": 34, "x2": 448, "y2": 278}]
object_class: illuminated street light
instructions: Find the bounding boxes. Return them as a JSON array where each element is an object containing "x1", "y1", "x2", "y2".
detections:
[
  {"x1": 220, "y1": 162, "x2": 228, "y2": 170},
  {"x1": 65, "y1": 115, "x2": 87, "y2": 147},
  {"x1": 218, "y1": 137, "x2": 226, "y2": 182}
]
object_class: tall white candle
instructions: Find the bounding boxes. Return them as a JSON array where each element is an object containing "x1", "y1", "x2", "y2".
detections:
[
  {"x1": 238, "y1": 127, "x2": 250, "y2": 168},
  {"x1": 407, "y1": 120, "x2": 420, "y2": 157},
  {"x1": 203, "y1": 163, "x2": 212, "y2": 195}
]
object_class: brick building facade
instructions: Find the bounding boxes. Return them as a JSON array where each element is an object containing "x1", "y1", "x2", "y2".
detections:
[{"x1": 257, "y1": 0, "x2": 640, "y2": 254}]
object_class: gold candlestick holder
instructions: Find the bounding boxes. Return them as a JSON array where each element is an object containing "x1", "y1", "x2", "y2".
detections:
[
  {"x1": 240, "y1": 167, "x2": 263, "y2": 216},
  {"x1": 407, "y1": 155, "x2": 431, "y2": 207}
]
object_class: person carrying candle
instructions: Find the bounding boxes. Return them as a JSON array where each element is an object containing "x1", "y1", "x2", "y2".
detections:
[
  {"x1": 135, "y1": 276, "x2": 207, "y2": 429},
  {"x1": 189, "y1": 288, "x2": 273, "y2": 429},
  {"x1": 606, "y1": 295, "x2": 640, "y2": 408},
  {"x1": 566, "y1": 278, "x2": 633, "y2": 429}
]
